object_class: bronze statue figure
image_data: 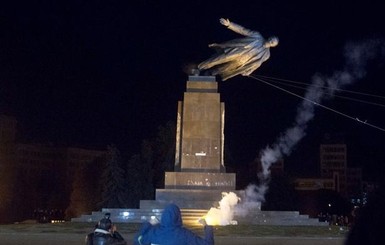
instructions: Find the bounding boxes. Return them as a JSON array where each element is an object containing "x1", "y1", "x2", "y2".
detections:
[{"x1": 198, "y1": 18, "x2": 278, "y2": 81}]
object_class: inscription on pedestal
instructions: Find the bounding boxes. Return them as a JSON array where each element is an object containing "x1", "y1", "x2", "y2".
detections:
[
  {"x1": 165, "y1": 172, "x2": 236, "y2": 190},
  {"x1": 186, "y1": 179, "x2": 233, "y2": 187}
]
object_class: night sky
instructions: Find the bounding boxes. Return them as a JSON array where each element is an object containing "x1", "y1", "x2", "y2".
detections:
[{"x1": 1, "y1": 1, "x2": 385, "y2": 180}]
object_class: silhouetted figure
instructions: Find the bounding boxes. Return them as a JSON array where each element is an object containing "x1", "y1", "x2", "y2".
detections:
[
  {"x1": 85, "y1": 213, "x2": 126, "y2": 245},
  {"x1": 345, "y1": 181, "x2": 385, "y2": 244}
]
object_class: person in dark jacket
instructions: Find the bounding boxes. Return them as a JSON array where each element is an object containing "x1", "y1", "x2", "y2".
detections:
[
  {"x1": 133, "y1": 203, "x2": 214, "y2": 245},
  {"x1": 85, "y1": 213, "x2": 127, "y2": 245}
]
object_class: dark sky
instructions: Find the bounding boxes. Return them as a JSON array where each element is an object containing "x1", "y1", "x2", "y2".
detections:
[{"x1": 1, "y1": 1, "x2": 385, "y2": 180}]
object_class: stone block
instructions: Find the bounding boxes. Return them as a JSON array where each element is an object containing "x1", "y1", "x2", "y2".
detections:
[{"x1": 164, "y1": 172, "x2": 236, "y2": 189}]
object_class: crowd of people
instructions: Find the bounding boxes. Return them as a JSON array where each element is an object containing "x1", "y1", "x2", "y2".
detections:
[
  {"x1": 318, "y1": 212, "x2": 351, "y2": 227},
  {"x1": 317, "y1": 205, "x2": 361, "y2": 228}
]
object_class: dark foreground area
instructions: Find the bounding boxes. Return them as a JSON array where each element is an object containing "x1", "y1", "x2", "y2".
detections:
[
  {"x1": 0, "y1": 222, "x2": 347, "y2": 245},
  {"x1": 0, "y1": 233, "x2": 345, "y2": 245}
]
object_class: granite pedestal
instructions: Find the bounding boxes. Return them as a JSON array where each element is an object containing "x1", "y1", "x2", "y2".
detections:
[{"x1": 72, "y1": 76, "x2": 326, "y2": 226}]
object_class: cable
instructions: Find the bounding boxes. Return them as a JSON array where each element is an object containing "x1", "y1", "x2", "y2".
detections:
[
  {"x1": 248, "y1": 74, "x2": 385, "y2": 132},
  {"x1": 254, "y1": 74, "x2": 385, "y2": 100},
  {"x1": 258, "y1": 77, "x2": 385, "y2": 108}
]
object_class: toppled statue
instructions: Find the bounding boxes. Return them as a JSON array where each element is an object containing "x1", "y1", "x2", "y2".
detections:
[{"x1": 198, "y1": 18, "x2": 278, "y2": 81}]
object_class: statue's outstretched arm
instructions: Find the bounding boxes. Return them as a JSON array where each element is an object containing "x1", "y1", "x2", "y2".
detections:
[
  {"x1": 220, "y1": 18, "x2": 261, "y2": 38},
  {"x1": 209, "y1": 41, "x2": 246, "y2": 48}
]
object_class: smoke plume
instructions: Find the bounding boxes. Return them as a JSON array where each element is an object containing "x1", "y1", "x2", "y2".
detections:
[{"x1": 241, "y1": 38, "x2": 385, "y2": 210}]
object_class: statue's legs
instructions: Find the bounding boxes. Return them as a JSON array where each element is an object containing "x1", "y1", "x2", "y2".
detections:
[
  {"x1": 211, "y1": 59, "x2": 246, "y2": 81},
  {"x1": 198, "y1": 52, "x2": 243, "y2": 70}
]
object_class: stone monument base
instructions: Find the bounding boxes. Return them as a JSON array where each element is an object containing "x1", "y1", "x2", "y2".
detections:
[
  {"x1": 71, "y1": 75, "x2": 326, "y2": 226},
  {"x1": 72, "y1": 188, "x2": 327, "y2": 226}
]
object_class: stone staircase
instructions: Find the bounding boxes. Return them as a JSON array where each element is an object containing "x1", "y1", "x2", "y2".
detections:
[
  {"x1": 234, "y1": 210, "x2": 328, "y2": 226},
  {"x1": 71, "y1": 207, "x2": 208, "y2": 226},
  {"x1": 71, "y1": 206, "x2": 327, "y2": 226},
  {"x1": 72, "y1": 189, "x2": 327, "y2": 226}
]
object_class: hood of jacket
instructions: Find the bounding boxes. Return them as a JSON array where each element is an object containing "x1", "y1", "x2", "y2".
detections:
[{"x1": 160, "y1": 203, "x2": 183, "y2": 228}]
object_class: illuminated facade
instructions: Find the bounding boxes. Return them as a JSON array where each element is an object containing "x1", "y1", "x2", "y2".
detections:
[
  {"x1": 294, "y1": 178, "x2": 335, "y2": 191},
  {"x1": 294, "y1": 143, "x2": 363, "y2": 203},
  {"x1": 320, "y1": 144, "x2": 347, "y2": 196}
]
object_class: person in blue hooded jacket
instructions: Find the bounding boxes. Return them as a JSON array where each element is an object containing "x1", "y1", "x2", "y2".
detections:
[{"x1": 133, "y1": 203, "x2": 214, "y2": 245}]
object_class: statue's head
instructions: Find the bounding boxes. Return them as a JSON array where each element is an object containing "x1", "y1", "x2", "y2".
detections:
[{"x1": 265, "y1": 37, "x2": 279, "y2": 48}]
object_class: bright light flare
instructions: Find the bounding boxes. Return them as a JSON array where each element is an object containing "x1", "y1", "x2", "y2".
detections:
[
  {"x1": 202, "y1": 192, "x2": 240, "y2": 226},
  {"x1": 202, "y1": 208, "x2": 222, "y2": 226}
]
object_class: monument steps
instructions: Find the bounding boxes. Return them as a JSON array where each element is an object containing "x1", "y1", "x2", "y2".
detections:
[
  {"x1": 72, "y1": 207, "x2": 327, "y2": 226},
  {"x1": 233, "y1": 210, "x2": 328, "y2": 226},
  {"x1": 71, "y1": 207, "x2": 208, "y2": 225}
]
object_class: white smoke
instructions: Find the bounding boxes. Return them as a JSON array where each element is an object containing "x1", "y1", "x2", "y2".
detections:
[
  {"x1": 234, "y1": 184, "x2": 264, "y2": 217},
  {"x1": 240, "y1": 38, "x2": 385, "y2": 215},
  {"x1": 205, "y1": 192, "x2": 240, "y2": 225}
]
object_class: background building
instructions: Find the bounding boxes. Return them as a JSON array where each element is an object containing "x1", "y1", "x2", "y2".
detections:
[
  {"x1": 0, "y1": 115, "x2": 106, "y2": 223},
  {"x1": 293, "y1": 143, "x2": 364, "y2": 217},
  {"x1": 320, "y1": 144, "x2": 348, "y2": 195}
]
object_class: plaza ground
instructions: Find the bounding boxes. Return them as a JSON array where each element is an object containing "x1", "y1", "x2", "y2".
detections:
[{"x1": 0, "y1": 222, "x2": 347, "y2": 245}]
